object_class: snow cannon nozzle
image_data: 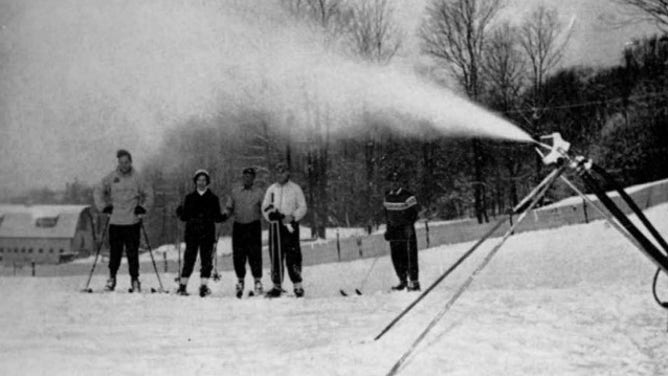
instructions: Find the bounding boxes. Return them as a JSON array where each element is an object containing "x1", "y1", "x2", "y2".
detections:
[{"x1": 538, "y1": 133, "x2": 571, "y2": 166}]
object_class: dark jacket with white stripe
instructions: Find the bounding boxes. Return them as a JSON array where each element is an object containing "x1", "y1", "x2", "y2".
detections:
[{"x1": 383, "y1": 188, "x2": 419, "y2": 240}]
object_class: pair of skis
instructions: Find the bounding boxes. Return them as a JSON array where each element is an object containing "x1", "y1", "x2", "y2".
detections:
[
  {"x1": 340, "y1": 255, "x2": 381, "y2": 296},
  {"x1": 81, "y1": 219, "x2": 167, "y2": 294}
]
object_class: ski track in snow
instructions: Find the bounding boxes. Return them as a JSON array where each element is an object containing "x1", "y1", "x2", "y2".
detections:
[{"x1": 2, "y1": 204, "x2": 668, "y2": 375}]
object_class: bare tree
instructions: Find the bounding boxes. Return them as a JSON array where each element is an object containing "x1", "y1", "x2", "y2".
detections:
[
  {"x1": 481, "y1": 22, "x2": 526, "y2": 208},
  {"x1": 281, "y1": 0, "x2": 350, "y2": 37},
  {"x1": 482, "y1": 22, "x2": 525, "y2": 110},
  {"x1": 347, "y1": 0, "x2": 402, "y2": 64},
  {"x1": 519, "y1": 5, "x2": 571, "y2": 103},
  {"x1": 420, "y1": 0, "x2": 504, "y2": 223},
  {"x1": 614, "y1": 0, "x2": 668, "y2": 29},
  {"x1": 518, "y1": 5, "x2": 571, "y2": 182}
]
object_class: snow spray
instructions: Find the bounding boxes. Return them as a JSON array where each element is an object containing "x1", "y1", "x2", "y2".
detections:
[{"x1": 0, "y1": 0, "x2": 531, "y2": 192}]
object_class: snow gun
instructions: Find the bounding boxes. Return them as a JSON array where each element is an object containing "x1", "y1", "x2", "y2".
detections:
[
  {"x1": 534, "y1": 133, "x2": 668, "y2": 308},
  {"x1": 380, "y1": 133, "x2": 668, "y2": 376}
]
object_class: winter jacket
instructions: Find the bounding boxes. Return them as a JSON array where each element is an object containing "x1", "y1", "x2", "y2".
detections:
[
  {"x1": 94, "y1": 167, "x2": 154, "y2": 225},
  {"x1": 261, "y1": 181, "x2": 307, "y2": 222},
  {"x1": 383, "y1": 187, "x2": 419, "y2": 240},
  {"x1": 178, "y1": 189, "x2": 225, "y2": 243}
]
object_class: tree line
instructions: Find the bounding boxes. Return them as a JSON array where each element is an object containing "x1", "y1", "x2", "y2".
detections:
[{"x1": 10, "y1": 0, "x2": 668, "y2": 249}]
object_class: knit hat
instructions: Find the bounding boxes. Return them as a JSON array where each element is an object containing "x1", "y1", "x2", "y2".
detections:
[{"x1": 193, "y1": 169, "x2": 210, "y2": 185}]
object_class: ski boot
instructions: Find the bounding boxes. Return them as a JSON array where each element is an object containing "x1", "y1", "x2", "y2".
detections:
[
  {"x1": 391, "y1": 281, "x2": 407, "y2": 291},
  {"x1": 253, "y1": 280, "x2": 263, "y2": 296},
  {"x1": 176, "y1": 284, "x2": 189, "y2": 296},
  {"x1": 264, "y1": 286, "x2": 282, "y2": 298},
  {"x1": 104, "y1": 276, "x2": 116, "y2": 291},
  {"x1": 199, "y1": 284, "x2": 211, "y2": 298},
  {"x1": 129, "y1": 278, "x2": 141, "y2": 293},
  {"x1": 235, "y1": 281, "x2": 244, "y2": 299},
  {"x1": 407, "y1": 281, "x2": 421, "y2": 292},
  {"x1": 294, "y1": 287, "x2": 305, "y2": 298}
]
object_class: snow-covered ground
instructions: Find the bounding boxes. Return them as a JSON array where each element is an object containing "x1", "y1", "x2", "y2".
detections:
[{"x1": 2, "y1": 204, "x2": 668, "y2": 375}]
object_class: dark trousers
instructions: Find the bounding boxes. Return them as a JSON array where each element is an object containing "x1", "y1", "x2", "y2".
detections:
[
  {"x1": 389, "y1": 232, "x2": 419, "y2": 283},
  {"x1": 108, "y1": 223, "x2": 141, "y2": 279},
  {"x1": 268, "y1": 221, "x2": 302, "y2": 286},
  {"x1": 232, "y1": 220, "x2": 262, "y2": 280},
  {"x1": 181, "y1": 235, "x2": 214, "y2": 280}
]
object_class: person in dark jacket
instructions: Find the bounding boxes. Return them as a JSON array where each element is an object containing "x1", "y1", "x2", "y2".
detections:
[
  {"x1": 383, "y1": 171, "x2": 420, "y2": 292},
  {"x1": 175, "y1": 169, "x2": 227, "y2": 297}
]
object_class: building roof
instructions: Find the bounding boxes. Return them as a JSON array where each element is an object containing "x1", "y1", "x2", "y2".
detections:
[{"x1": 0, "y1": 205, "x2": 91, "y2": 239}]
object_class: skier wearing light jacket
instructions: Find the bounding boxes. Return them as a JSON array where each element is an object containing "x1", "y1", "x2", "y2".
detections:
[
  {"x1": 262, "y1": 162, "x2": 307, "y2": 298},
  {"x1": 93, "y1": 149, "x2": 154, "y2": 293},
  {"x1": 383, "y1": 171, "x2": 420, "y2": 292}
]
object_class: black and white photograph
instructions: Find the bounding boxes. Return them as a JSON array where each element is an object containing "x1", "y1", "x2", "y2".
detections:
[{"x1": 1, "y1": 0, "x2": 668, "y2": 374}]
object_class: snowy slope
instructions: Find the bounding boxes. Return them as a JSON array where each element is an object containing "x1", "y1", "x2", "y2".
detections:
[{"x1": 1, "y1": 204, "x2": 668, "y2": 375}]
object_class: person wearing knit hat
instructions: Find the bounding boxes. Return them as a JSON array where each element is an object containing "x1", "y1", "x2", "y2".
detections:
[
  {"x1": 383, "y1": 170, "x2": 421, "y2": 292},
  {"x1": 175, "y1": 169, "x2": 227, "y2": 297}
]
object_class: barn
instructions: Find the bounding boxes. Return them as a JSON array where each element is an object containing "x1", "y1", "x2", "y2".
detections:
[{"x1": 0, "y1": 205, "x2": 98, "y2": 265}]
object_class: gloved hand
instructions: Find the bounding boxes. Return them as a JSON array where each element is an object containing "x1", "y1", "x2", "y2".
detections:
[
  {"x1": 383, "y1": 231, "x2": 390, "y2": 241},
  {"x1": 268, "y1": 211, "x2": 284, "y2": 221},
  {"x1": 102, "y1": 205, "x2": 113, "y2": 214},
  {"x1": 175, "y1": 205, "x2": 184, "y2": 219},
  {"x1": 216, "y1": 213, "x2": 228, "y2": 223},
  {"x1": 134, "y1": 206, "x2": 147, "y2": 215}
]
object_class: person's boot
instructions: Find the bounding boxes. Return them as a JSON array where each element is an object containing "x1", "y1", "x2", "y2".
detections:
[
  {"x1": 265, "y1": 285, "x2": 282, "y2": 298},
  {"x1": 176, "y1": 284, "x2": 188, "y2": 296},
  {"x1": 129, "y1": 278, "x2": 141, "y2": 293},
  {"x1": 199, "y1": 284, "x2": 211, "y2": 298},
  {"x1": 391, "y1": 281, "x2": 407, "y2": 291},
  {"x1": 407, "y1": 281, "x2": 421, "y2": 292},
  {"x1": 294, "y1": 287, "x2": 305, "y2": 298},
  {"x1": 104, "y1": 276, "x2": 116, "y2": 291},
  {"x1": 235, "y1": 281, "x2": 244, "y2": 299},
  {"x1": 253, "y1": 280, "x2": 263, "y2": 296}
]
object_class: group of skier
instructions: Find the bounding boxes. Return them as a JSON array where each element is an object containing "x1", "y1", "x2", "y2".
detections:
[{"x1": 93, "y1": 149, "x2": 421, "y2": 298}]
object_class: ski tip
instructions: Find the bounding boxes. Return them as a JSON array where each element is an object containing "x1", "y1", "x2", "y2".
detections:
[
  {"x1": 340, "y1": 289, "x2": 348, "y2": 296},
  {"x1": 355, "y1": 289, "x2": 363, "y2": 295},
  {"x1": 81, "y1": 288, "x2": 93, "y2": 293}
]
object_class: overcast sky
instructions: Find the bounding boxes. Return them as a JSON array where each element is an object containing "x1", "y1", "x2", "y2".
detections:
[{"x1": 0, "y1": 0, "x2": 662, "y2": 196}]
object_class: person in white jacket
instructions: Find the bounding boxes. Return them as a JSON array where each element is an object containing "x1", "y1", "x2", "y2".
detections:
[
  {"x1": 93, "y1": 149, "x2": 153, "y2": 292},
  {"x1": 262, "y1": 162, "x2": 307, "y2": 298}
]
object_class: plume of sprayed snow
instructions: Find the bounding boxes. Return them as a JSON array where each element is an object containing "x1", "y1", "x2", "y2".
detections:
[{"x1": 0, "y1": 0, "x2": 531, "y2": 192}]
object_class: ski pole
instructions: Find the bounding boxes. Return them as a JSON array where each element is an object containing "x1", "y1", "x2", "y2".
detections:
[
  {"x1": 140, "y1": 221, "x2": 165, "y2": 292},
  {"x1": 212, "y1": 223, "x2": 222, "y2": 282},
  {"x1": 375, "y1": 165, "x2": 565, "y2": 341},
  {"x1": 82, "y1": 215, "x2": 110, "y2": 293},
  {"x1": 355, "y1": 252, "x2": 381, "y2": 295},
  {"x1": 176, "y1": 227, "x2": 182, "y2": 284},
  {"x1": 385, "y1": 164, "x2": 562, "y2": 376},
  {"x1": 276, "y1": 221, "x2": 283, "y2": 286}
]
